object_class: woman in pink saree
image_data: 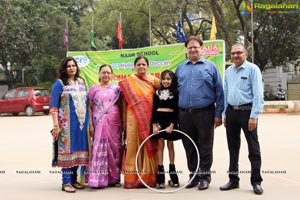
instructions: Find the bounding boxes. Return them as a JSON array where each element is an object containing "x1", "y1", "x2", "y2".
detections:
[{"x1": 87, "y1": 64, "x2": 122, "y2": 188}]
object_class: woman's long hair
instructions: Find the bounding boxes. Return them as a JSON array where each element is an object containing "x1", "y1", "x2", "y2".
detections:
[{"x1": 57, "y1": 57, "x2": 80, "y2": 85}]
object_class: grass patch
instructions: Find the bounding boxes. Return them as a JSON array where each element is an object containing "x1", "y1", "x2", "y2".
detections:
[{"x1": 264, "y1": 105, "x2": 288, "y2": 109}]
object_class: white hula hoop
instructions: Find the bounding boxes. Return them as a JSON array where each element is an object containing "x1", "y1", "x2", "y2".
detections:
[{"x1": 135, "y1": 129, "x2": 200, "y2": 193}]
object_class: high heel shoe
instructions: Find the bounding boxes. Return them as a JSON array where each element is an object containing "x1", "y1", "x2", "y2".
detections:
[
  {"x1": 156, "y1": 165, "x2": 165, "y2": 189},
  {"x1": 168, "y1": 164, "x2": 179, "y2": 187}
]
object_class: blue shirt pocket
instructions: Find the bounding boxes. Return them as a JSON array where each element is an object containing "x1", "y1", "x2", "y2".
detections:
[{"x1": 239, "y1": 75, "x2": 250, "y2": 91}]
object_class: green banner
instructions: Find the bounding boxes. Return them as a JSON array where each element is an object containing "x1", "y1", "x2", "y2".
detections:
[{"x1": 67, "y1": 40, "x2": 225, "y2": 88}]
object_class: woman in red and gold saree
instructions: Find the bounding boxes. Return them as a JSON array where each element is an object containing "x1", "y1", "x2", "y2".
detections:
[{"x1": 119, "y1": 55, "x2": 160, "y2": 189}]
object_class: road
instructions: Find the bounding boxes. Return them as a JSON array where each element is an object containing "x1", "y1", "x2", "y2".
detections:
[{"x1": 0, "y1": 113, "x2": 299, "y2": 200}]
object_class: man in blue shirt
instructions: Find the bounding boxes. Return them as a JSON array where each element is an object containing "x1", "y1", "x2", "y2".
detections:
[
  {"x1": 175, "y1": 36, "x2": 224, "y2": 190},
  {"x1": 220, "y1": 44, "x2": 264, "y2": 195}
]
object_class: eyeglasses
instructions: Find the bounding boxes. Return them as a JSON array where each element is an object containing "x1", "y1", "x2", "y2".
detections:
[
  {"x1": 231, "y1": 51, "x2": 245, "y2": 55},
  {"x1": 187, "y1": 46, "x2": 201, "y2": 50}
]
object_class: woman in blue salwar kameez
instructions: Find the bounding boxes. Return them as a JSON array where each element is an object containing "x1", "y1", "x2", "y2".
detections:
[{"x1": 50, "y1": 57, "x2": 89, "y2": 193}]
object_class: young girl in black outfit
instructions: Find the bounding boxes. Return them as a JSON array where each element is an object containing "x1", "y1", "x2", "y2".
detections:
[{"x1": 152, "y1": 70, "x2": 181, "y2": 189}]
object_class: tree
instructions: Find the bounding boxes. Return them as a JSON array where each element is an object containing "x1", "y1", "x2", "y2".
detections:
[
  {"x1": 230, "y1": 0, "x2": 300, "y2": 70},
  {"x1": 1, "y1": 0, "x2": 299, "y2": 88},
  {"x1": 253, "y1": 6, "x2": 300, "y2": 69},
  {"x1": 209, "y1": 0, "x2": 234, "y2": 57},
  {"x1": 86, "y1": 0, "x2": 214, "y2": 48},
  {"x1": 0, "y1": 0, "x2": 95, "y2": 88}
]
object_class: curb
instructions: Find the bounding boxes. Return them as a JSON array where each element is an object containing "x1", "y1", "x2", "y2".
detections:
[{"x1": 263, "y1": 100, "x2": 300, "y2": 113}]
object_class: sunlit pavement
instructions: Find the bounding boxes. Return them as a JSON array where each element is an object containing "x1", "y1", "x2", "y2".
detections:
[{"x1": 0, "y1": 113, "x2": 299, "y2": 199}]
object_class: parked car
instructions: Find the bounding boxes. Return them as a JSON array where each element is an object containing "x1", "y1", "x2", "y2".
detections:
[{"x1": 0, "y1": 87, "x2": 50, "y2": 116}]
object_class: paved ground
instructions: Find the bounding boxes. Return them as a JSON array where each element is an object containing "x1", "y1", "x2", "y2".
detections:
[{"x1": 0, "y1": 113, "x2": 299, "y2": 200}]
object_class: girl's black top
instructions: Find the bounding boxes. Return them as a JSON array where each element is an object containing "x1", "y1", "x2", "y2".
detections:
[{"x1": 151, "y1": 89, "x2": 178, "y2": 124}]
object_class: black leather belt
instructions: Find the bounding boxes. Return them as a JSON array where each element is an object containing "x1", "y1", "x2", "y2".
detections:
[
  {"x1": 228, "y1": 103, "x2": 252, "y2": 111},
  {"x1": 179, "y1": 104, "x2": 214, "y2": 113}
]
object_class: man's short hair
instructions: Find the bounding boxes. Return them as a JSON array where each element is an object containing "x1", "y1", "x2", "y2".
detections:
[{"x1": 185, "y1": 36, "x2": 203, "y2": 47}]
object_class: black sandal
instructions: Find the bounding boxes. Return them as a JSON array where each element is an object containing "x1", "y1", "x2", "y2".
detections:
[{"x1": 72, "y1": 182, "x2": 84, "y2": 189}]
